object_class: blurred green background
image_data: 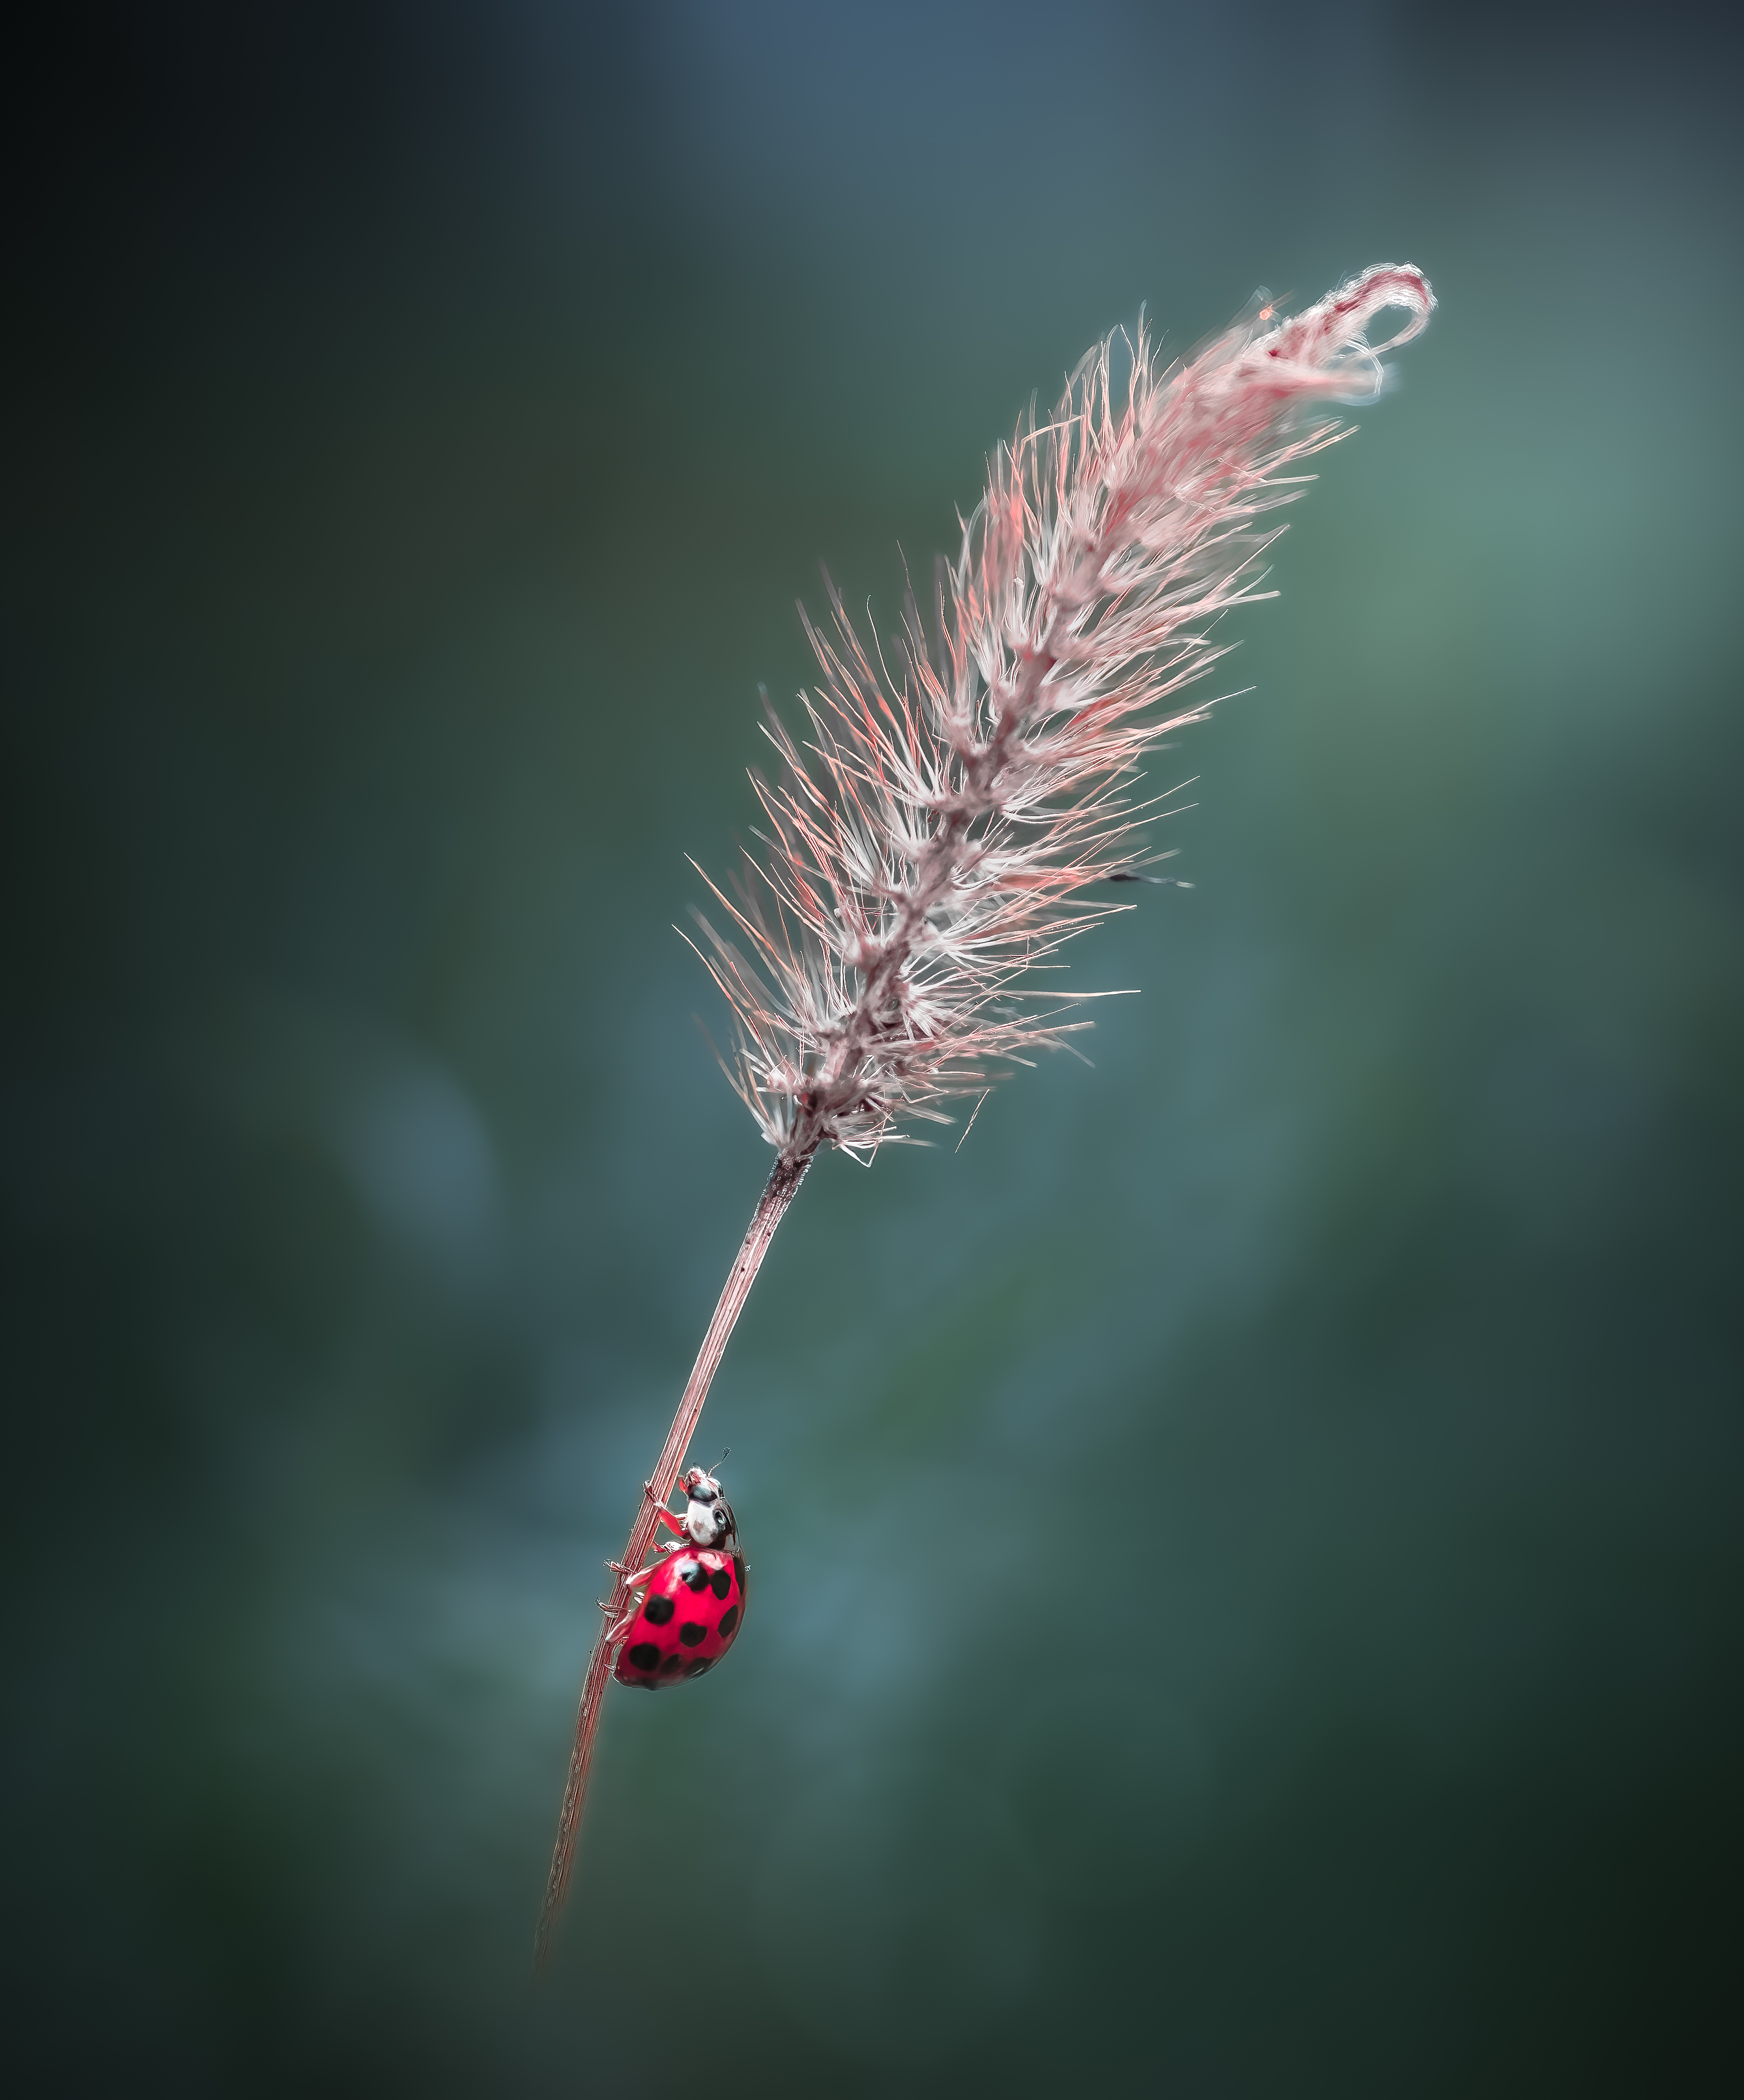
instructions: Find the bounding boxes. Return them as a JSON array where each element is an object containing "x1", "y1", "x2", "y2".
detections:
[{"x1": 4, "y1": 3, "x2": 1740, "y2": 2093}]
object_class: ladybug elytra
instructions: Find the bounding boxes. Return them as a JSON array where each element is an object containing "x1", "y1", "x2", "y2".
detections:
[{"x1": 608, "y1": 1464, "x2": 747, "y2": 1690}]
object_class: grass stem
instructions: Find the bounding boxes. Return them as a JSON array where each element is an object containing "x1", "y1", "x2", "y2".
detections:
[{"x1": 534, "y1": 1151, "x2": 811, "y2": 1965}]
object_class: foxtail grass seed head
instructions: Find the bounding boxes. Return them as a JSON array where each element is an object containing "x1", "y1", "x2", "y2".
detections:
[{"x1": 686, "y1": 265, "x2": 1434, "y2": 1166}]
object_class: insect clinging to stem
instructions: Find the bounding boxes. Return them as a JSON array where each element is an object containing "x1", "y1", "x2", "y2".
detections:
[{"x1": 601, "y1": 1460, "x2": 748, "y2": 1691}]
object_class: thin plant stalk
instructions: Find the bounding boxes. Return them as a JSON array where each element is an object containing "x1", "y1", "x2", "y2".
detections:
[{"x1": 534, "y1": 1153, "x2": 809, "y2": 1966}]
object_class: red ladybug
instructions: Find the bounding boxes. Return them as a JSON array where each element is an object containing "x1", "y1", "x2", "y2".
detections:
[{"x1": 608, "y1": 1464, "x2": 747, "y2": 1690}]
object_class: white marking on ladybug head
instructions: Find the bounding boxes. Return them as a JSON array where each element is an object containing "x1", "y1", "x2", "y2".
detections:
[{"x1": 682, "y1": 1499, "x2": 731, "y2": 1547}]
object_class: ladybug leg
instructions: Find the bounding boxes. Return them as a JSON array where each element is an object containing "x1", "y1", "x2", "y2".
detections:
[
  {"x1": 606, "y1": 1558, "x2": 659, "y2": 1588},
  {"x1": 644, "y1": 1484, "x2": 687, "y2": 1538},
  {"x1": 601, "y1": 1609, "x2": 638, "y2": 1644}
]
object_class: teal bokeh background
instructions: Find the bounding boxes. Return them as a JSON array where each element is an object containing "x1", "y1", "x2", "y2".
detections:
[{"x1": 5, "y1": 3, "x2": 1740, "y2": 2092}]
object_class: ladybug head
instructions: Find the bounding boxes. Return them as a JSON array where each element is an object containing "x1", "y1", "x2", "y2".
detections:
[{"x1": 676, "y1": 1458, "x2": 737, "y2": 1548}]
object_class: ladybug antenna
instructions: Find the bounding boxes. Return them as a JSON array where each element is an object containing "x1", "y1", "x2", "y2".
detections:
[{"x1": 715, "y1": 1447, "x2": 731, "y2": 1476}]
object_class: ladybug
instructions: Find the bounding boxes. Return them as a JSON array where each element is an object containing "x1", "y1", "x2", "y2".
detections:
[{"x1": 607, "y1": 1464, "x2": 748, "y2": 1691}]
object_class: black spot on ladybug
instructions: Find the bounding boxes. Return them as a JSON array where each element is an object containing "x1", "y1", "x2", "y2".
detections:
[
  {"x1": 643, "y1": 1595, "x2": 675, "y2": 1626},
  {"x1": 710, "y1": 1568, "x2": 731, "y2": 1600},
  {"x1": 717, "y1": 1605, "x2": 739, "y2": 1638},
  {"x1": 660, "y1": 1654, "x2": 683, "y2": 1675},
  {"x1": 680, "y1": 1563, "x2": 711, "y2": 1593},
  {"x1": 626, "y1": 1643, "x2": 660, "y2": 1672},
  {"x1": 679, "y1": 1622, "x2": 706, "y2": 1648},
  {"x1": 684, "y1": 1658, "x2": 713, "y2": 1678}
]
